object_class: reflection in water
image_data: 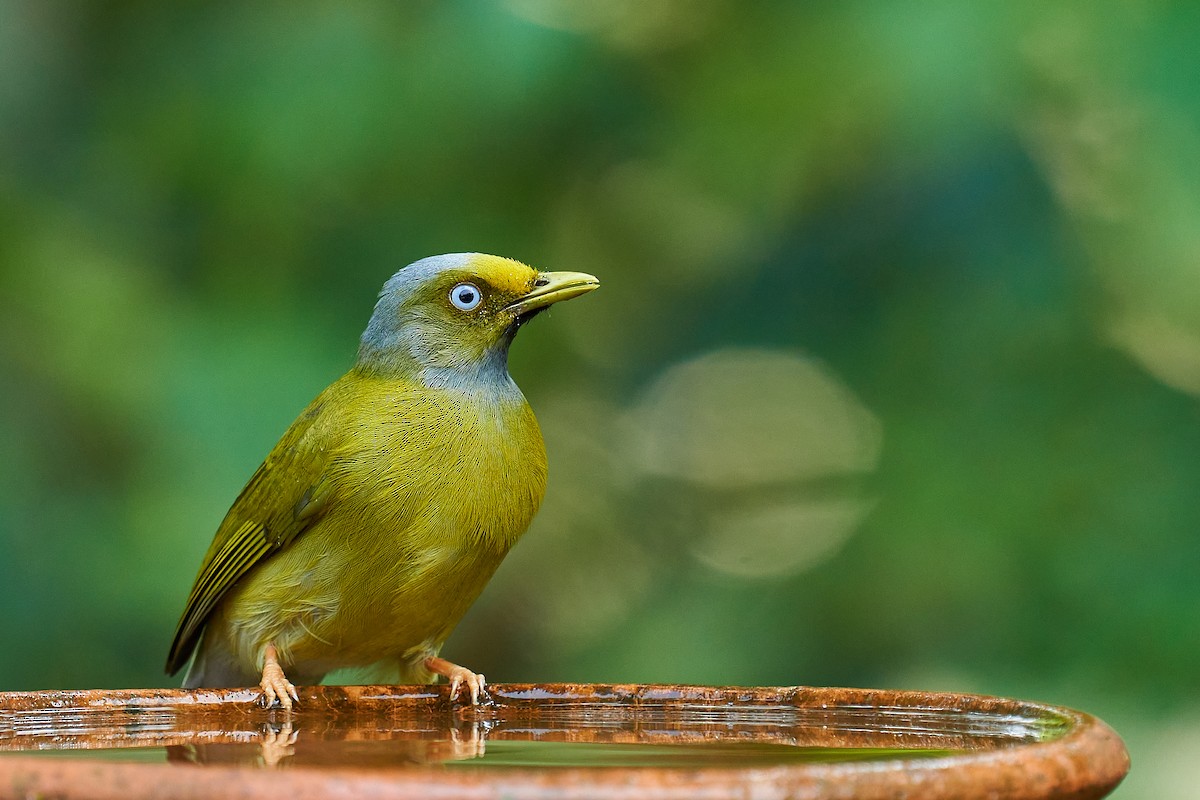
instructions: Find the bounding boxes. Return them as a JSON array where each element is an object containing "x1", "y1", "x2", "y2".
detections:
[
  {"x1": 259, "y1": 723, "x2": 297, "y2": 767},
  {"x1": 0, "y1": 685, "x2": 1070, "y2": 771},
  {"x1": 167, "y1": 722, "x2": 488, "y2": 769}
]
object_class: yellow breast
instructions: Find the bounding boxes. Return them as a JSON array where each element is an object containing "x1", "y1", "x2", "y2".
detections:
[{"x1": 341, "y1": 372, "x2": 547, "y2": 549}]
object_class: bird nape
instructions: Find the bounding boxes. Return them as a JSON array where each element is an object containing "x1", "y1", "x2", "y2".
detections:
[{"x1": 166, "y1": 253, "x2": 599, "y2": 709}]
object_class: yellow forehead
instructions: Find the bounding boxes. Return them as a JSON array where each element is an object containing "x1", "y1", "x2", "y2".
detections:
[{"x1": 466, "y1": 254, "x2": 538, "y2": 295}]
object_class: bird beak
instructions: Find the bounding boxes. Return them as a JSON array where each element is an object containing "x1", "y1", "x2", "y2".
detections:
[{"x1": 506, "y1": 271, "x2": 600, "y2": 318}]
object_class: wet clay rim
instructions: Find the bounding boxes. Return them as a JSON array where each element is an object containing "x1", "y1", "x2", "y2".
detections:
[{"x1": 0, "y1": 684, "x2": 1130, "y2": 800}]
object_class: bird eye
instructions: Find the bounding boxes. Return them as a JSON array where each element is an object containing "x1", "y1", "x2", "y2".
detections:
[{"x1": 449, "y1": 282, "x2": 482, "y2": 311}]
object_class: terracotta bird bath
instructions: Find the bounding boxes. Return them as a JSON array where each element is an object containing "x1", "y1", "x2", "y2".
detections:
[{"x1": 0, "y1": 683, "x2": 1127, "y2": 799}]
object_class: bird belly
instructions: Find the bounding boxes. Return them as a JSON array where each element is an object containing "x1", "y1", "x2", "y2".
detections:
[{"x1": 213, "y1": 489, "x2": 524, "y2": 682}]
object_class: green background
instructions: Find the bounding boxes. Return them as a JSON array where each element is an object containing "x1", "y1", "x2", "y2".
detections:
[{"x1": 1, "y1": 2, "x2": 1197, "y2": 796}]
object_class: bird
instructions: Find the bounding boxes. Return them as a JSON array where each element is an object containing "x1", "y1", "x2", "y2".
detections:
[{"x1": 165, "y1": 253, "x2": 599, "y2": 708}]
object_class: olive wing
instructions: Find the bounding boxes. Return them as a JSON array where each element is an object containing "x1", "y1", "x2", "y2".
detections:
[{"x1": 165, "y1": 393, "x2": 338, "y2": 675}]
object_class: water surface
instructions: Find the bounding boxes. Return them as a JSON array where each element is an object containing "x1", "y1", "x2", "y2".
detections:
[{"x1": 0, "y1": 684, "x2": 1070, "y2": 771}]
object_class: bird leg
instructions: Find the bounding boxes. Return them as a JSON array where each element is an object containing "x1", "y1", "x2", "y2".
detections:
[
  {"x1": 424, "y1": 656, "x2": 489, "y2": 705},
  {"x1": 259, "y1": 643, "x2": 299, "y2": 710}
]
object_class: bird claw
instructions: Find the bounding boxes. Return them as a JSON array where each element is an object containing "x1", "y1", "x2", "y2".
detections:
[
  {"x1": 424, "y1": 656, "x2": 493, "y2": 707},
  {"x1": 259, "y1": 664, "x2": 299, "y2": 711},
  {"x1": 448, "y1": 667, "x2": 487, "y2": 705}
]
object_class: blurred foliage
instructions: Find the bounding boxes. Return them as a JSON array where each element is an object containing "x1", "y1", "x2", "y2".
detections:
[{"x1": 1, "y1": 1, "x2": 1199, "y2": 796}]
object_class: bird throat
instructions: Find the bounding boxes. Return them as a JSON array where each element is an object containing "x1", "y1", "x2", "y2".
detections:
[{"x1": 417, "y1": 336, "x2": 520, "y2": 399}]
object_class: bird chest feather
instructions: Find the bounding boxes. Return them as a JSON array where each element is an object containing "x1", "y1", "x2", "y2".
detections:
[{"x1": 340, "y1": 377, "x2": 548, "y2": 555}]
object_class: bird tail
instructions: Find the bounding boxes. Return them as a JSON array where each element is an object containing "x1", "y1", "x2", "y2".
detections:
[{"x1": 180, "y1": 633, "x2": 258, "y2": 689}]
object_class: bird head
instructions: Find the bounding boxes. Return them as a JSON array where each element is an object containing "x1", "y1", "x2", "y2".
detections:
[{"x1": 358, "y1": 253, "x2": 599, "y2": 385}]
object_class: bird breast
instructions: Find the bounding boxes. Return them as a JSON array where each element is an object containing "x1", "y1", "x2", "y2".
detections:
[{"x1": 341, "y1": 381, "x2": 548, "y2": 553}]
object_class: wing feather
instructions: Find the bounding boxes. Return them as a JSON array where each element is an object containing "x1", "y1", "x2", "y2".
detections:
[{"x1": 165, "y1": 389, "x2": 340, "y2": 675}]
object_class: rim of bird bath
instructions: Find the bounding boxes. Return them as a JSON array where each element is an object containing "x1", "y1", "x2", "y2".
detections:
[{"x1": 0, "y1": 683, "x2": 1129, "y2": 800}]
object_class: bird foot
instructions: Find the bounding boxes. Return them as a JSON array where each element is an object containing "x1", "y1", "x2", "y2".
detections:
[
  {"x1": 424, "y1": 656, "x2": 492, "y2": 705},
  {"x1": 259, "y1": 643, "x2": 299, "y2": 710}
]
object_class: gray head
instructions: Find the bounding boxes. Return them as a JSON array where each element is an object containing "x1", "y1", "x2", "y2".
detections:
[{"x1": 357, "y1": 253, "x2": 598, "y2": 388}]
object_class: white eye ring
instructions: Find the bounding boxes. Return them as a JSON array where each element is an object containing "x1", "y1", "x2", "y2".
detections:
[{"x1": 449, "y1": 282, "x2": 482, "y2": 311}]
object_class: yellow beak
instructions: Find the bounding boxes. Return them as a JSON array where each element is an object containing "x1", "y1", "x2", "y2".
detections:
[{"x1": 506, "y1": 271, "x2": 600, "y2": 317}]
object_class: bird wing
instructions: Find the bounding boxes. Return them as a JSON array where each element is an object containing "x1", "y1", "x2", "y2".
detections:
[{"x1": 165, "y1": 387, "x2": 341, "y2": 675}]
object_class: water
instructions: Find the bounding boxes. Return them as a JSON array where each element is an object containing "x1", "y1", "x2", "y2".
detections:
[
  {"x1": 0, "y1": 685, "x2": 1071, "y2": 771},
  {"x1": 11, "y1": 738, "x2": 963, "y2": 768}
]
